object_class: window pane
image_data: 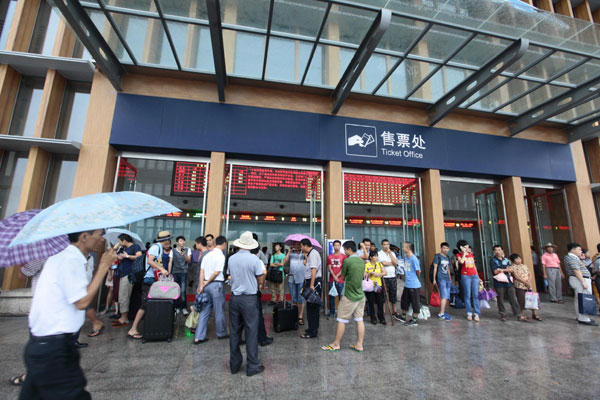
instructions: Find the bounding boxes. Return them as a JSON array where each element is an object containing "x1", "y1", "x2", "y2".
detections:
[
  {"x1": 322, "y1": 5, "x2": 377, "y2": 46},
  {"x1": 265, "y1": 37, "x2": 305, "y2": 83},
  {"x1": 220, "y1": 0, "x2": 269, "y2": 30},
  {"x1": 271, "y1": 0, "x2": 327, "y2": 39},
  {"x1": 377, "y1": 16, "x2": 427, "y2": 54},
  {"x1": 29, "y1": 1, "x2": 60, "y2": 55},
  {"x1": 55, "y1": 82, "x2": 91, "y2": 142},
  {"x1": 410, "y1": 25, "x2": 471, "y2": 63},
  {"x1": 0, "y1": 0, "x2": 17, "y2": 50},
  {"x1": 0, "y1": 151, "x2": 28, "y2": 218},
  {"x1": 41, "y1": 155, "x2": 78, "y2": 208},
  {"x1": 162, "y1": 0, "x2": 208, "y2": 20},
  {"x1": 9, "y1": 77, "x2": 45, "y2": 137},
  {"x1": 376, "y1": 59, "x2": 434, "y2": 99},
  {"x1": 354, "y1": 54, "x2": 389, "y2": 94},
  {"x1": 451, "y1": 35, "x2": 511, "y2": 68},
  {"x1": 167, "y1": 21, "x2": 213, "y2": 73},
  {"x1": 304, "y1": 45, "x2": 354, "y2": 88},
  {"x1": 87, "y1": 9, "x2": 133, "y2": 63},
  {"x1": 226, "y1": 31, "x2": 265, "y2": 79}
]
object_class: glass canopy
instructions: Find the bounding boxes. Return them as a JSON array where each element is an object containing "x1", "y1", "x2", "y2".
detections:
[{"x1": 68, "y1": 0, "x2": 600, "y2": 128}]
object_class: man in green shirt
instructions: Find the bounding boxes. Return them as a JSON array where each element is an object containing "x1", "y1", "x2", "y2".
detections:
[{"x1": 321, "y1": 241, "x2": 366, "y2": 352}]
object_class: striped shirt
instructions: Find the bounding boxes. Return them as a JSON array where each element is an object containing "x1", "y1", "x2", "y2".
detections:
[{"x1": 563, "y1": 253, "x2": 591, "y2": 278}]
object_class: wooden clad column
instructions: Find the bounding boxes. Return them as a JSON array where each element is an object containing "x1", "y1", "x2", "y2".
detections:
[
  {"x1": 565, "y1": 140, "x2": 600, "y2": 252},
  {"x1": 4, "y1": 0, "x2": 41, "y2": 52},
  {"x1": 584, "y1": 139, "x2": 600, "y2": 225},
  {"x1": 0, "y1": 65, "x2": 20, "y2": 133},
  {"x1": 421, "y1": 169, "x2": 445, "y2": 296},
  {"x1": 324, "y1": 161, "x2": 344, "y2": 240},
  {"x1": 537, "y1": 0, "x2": 555, "y2": 12},
  {"x1": 72, "y1": 71, "x2": 118, "y2": 197},
  {"x1": 204, "y1": 152, "x2": 226, "y2": 237},
  {"x1": 555, "y1": 0, "x2": 574, "y2": 17},
  {"x1": 502, "y1": 176, "x2": 536, "y2": 291}
]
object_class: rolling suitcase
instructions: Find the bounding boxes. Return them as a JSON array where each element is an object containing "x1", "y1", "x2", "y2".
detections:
[
  {"x1": 273, "y1": 274, "x2": 299, "y2": 333},
  {"x1": 142, "y1": 299, "x2": 175, "y2": 343}
]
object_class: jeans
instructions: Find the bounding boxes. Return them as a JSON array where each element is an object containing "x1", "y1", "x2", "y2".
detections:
[
  {"x1": 328, "y1": 282, "x2": 344, "y2": 316},
  {"x1": 304, "y1": 278, "x2": 322, "y2": 337},
  {"x1": 289, "y1": 281, "x2": 305, "y2": 304},
  {"x1": 20, "y1": 335, "x2": 90, "y2": 400},
  {"x1": 437, "y1": 278, "x2": 451, "y2": 300},
  {"x1": 195, "y1": 282, "x2": 227, "y2": 340},
  {"x1": 461, "y1": 274, "x2": 481, "y2": 316},
  {"x1": 172, "y1": 272, "x2": 187, "y2": 310}
]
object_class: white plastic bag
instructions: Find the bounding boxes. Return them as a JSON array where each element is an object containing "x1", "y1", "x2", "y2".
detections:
[
  {"x1": 480, "y1": 299, "x2": 491, "y2": 309},
  {"x1": 407, "y1": 305, "x2": 430, "y2": 320},
  {"x1": 329, "y1": 284, "x2": 338, "y2": 297}
]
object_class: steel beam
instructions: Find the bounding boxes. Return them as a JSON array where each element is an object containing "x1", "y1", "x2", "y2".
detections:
[
  {"x1": 428, "y1": 38, "x2": 529, "y2": 126},
  {"x1": 154, "y1": 0, "x2": 182, "y2": 70},
  {"x1": 331, "y1": 8, "x2": 391, "y2": 114},
  {"x1": 510, "y1": 77, "x2": 600, "y2": 136},
  {"x1": 206, "y1": 0, "x2": 227, "y2": 102},
  {"x1": 53, "y1": 0, "x2": 125, "y2": 90},
  {"x1": 568, "y1": 113, "x2": 600, "y2": 142},
  {"x1": 261, "y1": 0, "x2": 274, "y2": 80}
]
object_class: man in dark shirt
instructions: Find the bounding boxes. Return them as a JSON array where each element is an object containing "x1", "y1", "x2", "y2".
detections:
[
  {"x1": 113, "y1": 234, "x2": 142, "y2": 327},
  {"x1": 491, "y1": 245, "x2": 524, "y2": 322}
]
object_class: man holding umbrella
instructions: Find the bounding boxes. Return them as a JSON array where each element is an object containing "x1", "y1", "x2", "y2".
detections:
[{"x1": 20, "y1": 229, "x2": 116, "y2": 399}]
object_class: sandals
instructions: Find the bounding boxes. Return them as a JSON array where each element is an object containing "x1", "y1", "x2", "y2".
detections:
[
  {"x1": 350, "y1": 345, "x2": 364, "y2": 353},
  {"x1": 87, "y1": 325, "x2": 105, "y2": 337},
  {"x1": 321, "y1": 345, "x2": 339, "y2": 352},
  {"x1": 466, "y1": 315, "x2": 473, "y2": 321},
  {"x1": 298, "y1": 318, "x2": 304, "y2": 326},
  {"x1": 9, "y1": 374, "x2": 26, "y2": 386},
  {"x1": 518, "y1": 316, "x2": 532, "y2": 323},
  {"x1": 532, "y1": 315, "x2": 543, "y2": 321},
  {"x1": 300, "y1": 334, "x2": 315, "y2": 339},
  {"x1": 127, "y1": 333, "x2": 142, "y2": 340},
  {"x1": 474, "y1": 315, "x2": 480, "y2": 323},
  {"x1": 111, "y1": 321, "x2": 129, "y2": 327}
]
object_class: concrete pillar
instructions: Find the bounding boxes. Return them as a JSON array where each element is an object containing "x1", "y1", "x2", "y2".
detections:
[{"x1": 204, "y1": 152, "x2": 226, "y2": 237}]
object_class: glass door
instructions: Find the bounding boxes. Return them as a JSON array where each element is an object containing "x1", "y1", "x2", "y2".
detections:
[
  {"x1": 475, "y1": 186, "x2": 510, "y2": 288},
  {"x1": 527, "y1": 188, "x2": 572, "y2": 260}
]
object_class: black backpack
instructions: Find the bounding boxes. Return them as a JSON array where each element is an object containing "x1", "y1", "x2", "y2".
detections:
[{"x1": 428, "y1": 255, "x2": 438, "y2": 284}]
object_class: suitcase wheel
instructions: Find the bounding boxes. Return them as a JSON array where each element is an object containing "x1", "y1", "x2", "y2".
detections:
[
  {"x1": 294, "y1": 322, "x2": 299, "y2": 330},
  {"x1": 167, "y1": 338, "x2": 171, "y2": 343},
  {"x1": 275, "y1": 324, "x2": 281, "y2": 333}
]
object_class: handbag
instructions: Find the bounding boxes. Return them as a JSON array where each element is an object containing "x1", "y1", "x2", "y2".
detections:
[
  {"x1": 148, "y1": 274, "x2": 180, "y2": 300},
  {"x1": 267, "y1": 267, "x2": 283, "y2": 283},
  {"x1": 525, "y1": 290, "x2": 540, "y2": 310},
  {"x1": 578, "y1": 293, "x2": 598, "y2": 315},
  {"x1": 362, "y1": 278, "x2": 374, "y2": 292},
  {"x1": 329, "y1": 283, "x2": 338, "y2": 297},
  {"x1": 185, "y1": 309, "x2": 200, "y2": 329},
  {"x1": 429, "y1": 289, "x2": 441, "y2": 307},
  {"x1": 301, "y1": 283, "x2": 322, "y2": 306}
]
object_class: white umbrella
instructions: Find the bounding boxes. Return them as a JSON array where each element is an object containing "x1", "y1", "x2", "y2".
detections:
[{"x1": 104, "y1": 228, "x2": 145, "y2": 249}]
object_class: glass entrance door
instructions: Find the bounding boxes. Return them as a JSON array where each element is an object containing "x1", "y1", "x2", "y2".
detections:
[
  {"x1": 475, "y1": 186, "x2": 510, "y2": 288},
  {"x1": 527, "y1": 188, "x2": 572, "y2": 259}
]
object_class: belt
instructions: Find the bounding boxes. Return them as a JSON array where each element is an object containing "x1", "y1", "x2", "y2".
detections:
[
  {"x1": 30, "y1": 332, "x2": 76, "y2": 342},
  {"x1": 232, "y1": 293, "x2": 256, "y2": 296}
]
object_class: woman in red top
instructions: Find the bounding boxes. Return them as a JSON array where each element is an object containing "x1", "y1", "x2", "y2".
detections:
[{"x1": 457, "y1": 240, "x2": 481, "y2": 322}]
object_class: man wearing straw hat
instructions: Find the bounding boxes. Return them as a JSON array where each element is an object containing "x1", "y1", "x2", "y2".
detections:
[
  {"x1": 227, "y1": 231, "x2": 265, "y2": 377},
  {"x1": 541, "y1": 242, "x2": 564, "y2": 303}
]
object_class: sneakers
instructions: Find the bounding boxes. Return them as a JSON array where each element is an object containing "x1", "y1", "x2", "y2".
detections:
[
  {"x1": 438, "y1": 313, "x2": 445, "y2": 320},
  {"x1": 182, "y1": 309, "x2": 189, "y2": 316},
  {"x1": 443, "y1": 313, "x2": 453, "y2": 321},
  {"x1": 393, "y1": 313, "x2": 405, "y2": 322},
  {"x1": 578, "y1": 320, "x2": 599, "y2": 326},
  {"x1": 405, "y1": 319, "x2": 418, "y2": 327}
]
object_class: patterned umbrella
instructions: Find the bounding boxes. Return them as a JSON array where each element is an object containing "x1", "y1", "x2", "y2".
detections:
[
  {"x1": 10, "y1": 192, "x2": 180, "y2": 247},
  {"x1": 283, "y1": 234, "x2": 322, "y2": 251},
  {"x1": 0, "y1": 209, "x2": 69, "y2": 267}
]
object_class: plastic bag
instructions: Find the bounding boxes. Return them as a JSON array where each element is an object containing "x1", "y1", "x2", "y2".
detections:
[
  {"x1": 185, "y1": 309, "x2": 200, "y2": 329},
  {"x1": 525, "y1": 291, "x2": 540, "y2": 310},
  {"x1": 329, "y1": 283, "x2": 338, "y2": 297},
  {"x1": 480, "y1": 299, "x2": 491, "y2": 309}
]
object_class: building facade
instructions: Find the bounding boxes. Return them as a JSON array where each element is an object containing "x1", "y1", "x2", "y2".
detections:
[{"x1": 2, "y1": 0, "x2": 600, "y2": 298}]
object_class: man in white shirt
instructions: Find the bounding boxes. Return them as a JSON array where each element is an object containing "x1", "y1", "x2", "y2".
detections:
[
  {"x1": 20, "y1": 229, "x2": 115, "y2": 400},
  {"x1": 378, "y1": 239, "x2": 400, "y2": 318},
  {"x1": 194, "y1": 236, "x2": 229, "y2": 343}
]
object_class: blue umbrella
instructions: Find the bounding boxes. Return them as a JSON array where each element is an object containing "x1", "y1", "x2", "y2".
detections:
[{"x1": 10, "y1": 192, "x2": 180, "y2": 247}]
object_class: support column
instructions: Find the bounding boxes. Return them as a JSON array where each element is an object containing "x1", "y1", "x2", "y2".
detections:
[
  {"x1": 565, "y1": 140, "x2": 600, "y2": 252},
  {"x1": 421, "y1": 169, "x2": 445, "y2": 296},
  {"x1": 555, "y1": 0, "x2": 574, "y2": 17},
  {"x1": 502, "y1": 176, "x2": 536, "y2": 291},
  {"x1": 324, "y1": 161, "x2": 344, "y2": 240},
  {"x1": 72, "y1": 71, "x2": 118, "y2": 197},
  {"x1": 4, "y1": 0, "x2": 41, "y2": 52},
  {"x1": 537, "y1": 0, "x2": 555, "y2": 12},
  {"x1": 205, "y1": 152, "x2": 225, "y2": 237},
  {"x1": 0, "y1": 65, "x2": 20, "y2": 133}
]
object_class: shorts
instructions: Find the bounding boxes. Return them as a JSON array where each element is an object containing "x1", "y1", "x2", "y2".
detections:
[
  {"x1": 336, "y1": 296, "x2": 367, "y2": 323},
  {"x1": 400, "y1": 287, "x2": 421, "y2": 314},
  {"x1": 437, "y1": 279, "x2": 451, "y2": 300},
  {"x1": 384, "y1": 277, "x2": 397, "y2": 303},
  {"x1": 140, "y1": 283, "x2": 152, "y2": 311}
]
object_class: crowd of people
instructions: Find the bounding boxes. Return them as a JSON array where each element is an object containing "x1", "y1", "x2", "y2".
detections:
[{"x1": 14, "y1": 225, "x2": 600, "y2": 397}]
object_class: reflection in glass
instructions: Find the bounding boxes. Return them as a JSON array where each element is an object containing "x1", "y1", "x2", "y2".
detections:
[
  {"x1": 87, "y1": 9, "x2": 133, "y2": 63},
  {"x1": 162, "y1": 0, "x2": 208, "y2": 20},
  {"x1": 304, "y1": 45, "x2": 354, "y2": 88},
  {"x1": 9, "y1": 77, "x2": 45, "y2": 137},
  {"x1": 42, "y1": 155, "x2": 78, "y2": 208},
  {"x1": 72, "y1": 38, "x2": 92, "y2": 59},
  {"x1": 220, "y1": 0, "x2": 269, "y2": 30},
  {"x1": 115, "y1": 158, "x2": 208, "y2": 246},
  {"x1": 167, "y1": 21, "x2": 214, "y2": 73},
  {"x1": 265, "y1": 37, "x2": 312, "y2": 83},
  {"x1": 451, "y1": 35, "x2": 510, "y2": 68},
  {"x1": 55, "y1": 82, "x2": 91, "y2": 142},
  {"x1": 271, "y1": 0, "x2": 327, "y2": 39},
  {"x1": 0, "y1": 151, "x2": 28, "y2": 219},
  {"x1": 29, "y1": 1, "x2": 60, "y2": 55},
  {"x1": 0, "y1": 0, "x2": 17, "y2": 50},
  {"x1": 322, "y1": 5, "x2": 377, "y2": 46}
]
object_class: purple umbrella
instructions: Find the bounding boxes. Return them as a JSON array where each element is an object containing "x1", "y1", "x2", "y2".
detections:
[
  {"x1": 283, "y1": 234, "x2": 322, "y2": 252},
  {"x1": 0, "y1": 209, "x2": 69, "y2": 267}
]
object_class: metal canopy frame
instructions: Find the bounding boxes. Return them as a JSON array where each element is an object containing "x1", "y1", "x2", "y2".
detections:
[
  {"x1": 54, "y1": 0, "x2": 124, "y2": 90},
  {"x1": 510, "y1": 75, "x2": 600, "y2": 136},
  {"x1": 429, "y1": 39, "x2": 529, "y2": 126},
  {"x1": 60, "y1": 0, "x2": 600, "y2": 134},
  {"x1": 332, "y1": 8, "x2": 391, "y2": 114},
  {"x1": 206, "y1": 0, "x2": 227, "y2": 102},
  {"x1": 568, "y1": 118, "x2": 600, "y2": 143}
]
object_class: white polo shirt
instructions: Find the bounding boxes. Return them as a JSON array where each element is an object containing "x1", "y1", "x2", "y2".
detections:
[
  {"x1": 200, "y1": 248, "x2": 226, "y2": 282},
  {"x1": 29, "y1": 245, "x2": 93, "y2": 336},
  {"x1": 378, "y1": 250, "x2": 397, "y2": 278}
]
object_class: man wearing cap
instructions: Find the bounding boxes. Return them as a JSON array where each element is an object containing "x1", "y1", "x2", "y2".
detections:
[
  {"x1": 227, "y1": 231, "x2": 265, "y2": 377},
  {"x1": 542, "y1": 242, "x2": 564, "y2": 303},
  {"x1": 127, "y1": 231, "x2": 172, "y2": 340}
]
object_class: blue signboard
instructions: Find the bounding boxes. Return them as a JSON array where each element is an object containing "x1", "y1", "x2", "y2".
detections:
[{"x1": 110, "y1": 93, "x2": 575, "y2": 182}]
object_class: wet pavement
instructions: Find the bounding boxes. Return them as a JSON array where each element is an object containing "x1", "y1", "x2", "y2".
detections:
[{"x1": 1, "y1": 294, "x2": 599, "y2": 400}]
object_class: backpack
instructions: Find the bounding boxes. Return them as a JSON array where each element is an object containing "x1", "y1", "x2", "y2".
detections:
[
  {"x1": 428, "y1": 254, "x2": 438, "y2": 283},
  {"x1": 128, "y1": 253, "x2": 146, "y2": 285}
]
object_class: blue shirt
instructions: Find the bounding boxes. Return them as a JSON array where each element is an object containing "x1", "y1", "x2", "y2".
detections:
[
  {"x1": 491, "y1": 256, "x2": 513, "y2": 288},
  {"x1": 288, "y1": 250, "x2": 305, "y2": 284},
  {"x1": 118, "y1": 244, "x2": 141, "y2": 277},
  {"x1": 404, "y1": 255, "x2": 421, "y2": 289},
  {"x1": 433, "y1": 253, "x2": 451, "y2": 281},
  {"x1": 228, "y1": 250, "x2": 264, "y2": 295},
  {"x1": 144, "y1": 243, "x2": 163, "y2": 281}
]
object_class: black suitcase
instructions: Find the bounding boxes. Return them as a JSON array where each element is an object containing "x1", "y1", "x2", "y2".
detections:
[
  {"x1": 272, "y1": 274, "x2": 299, "y2": 332},
  {"x1": 142, "y1": 299, "x2": 175, "y2": 343}
]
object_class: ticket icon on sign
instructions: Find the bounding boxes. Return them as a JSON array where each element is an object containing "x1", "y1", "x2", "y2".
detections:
[{"x1": 348, "y1": 133, "x2": 375, "y2": 148}]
